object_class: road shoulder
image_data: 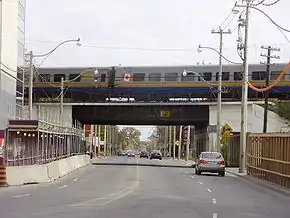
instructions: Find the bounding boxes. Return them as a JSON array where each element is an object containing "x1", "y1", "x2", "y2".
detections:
[{"x1": 226, "y1": 169, "x2": 290, "y2": 197}]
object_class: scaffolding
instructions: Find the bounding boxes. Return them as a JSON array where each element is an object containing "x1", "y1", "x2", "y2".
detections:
[{"x1": 4, "y1": 116, "x2": 85, "y2": 166}]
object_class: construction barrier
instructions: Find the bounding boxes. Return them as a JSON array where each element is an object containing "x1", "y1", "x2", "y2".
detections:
[
  {"x1": 6, "y1": 155, "x2": 90, "y2": 186},
  {"x1": 0, "y1": 157, "x2": 7, "y2": 187}
]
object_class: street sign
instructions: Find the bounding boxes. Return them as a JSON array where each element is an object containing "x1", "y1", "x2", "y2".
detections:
[
  {"x1": 175, "y1": 140, "x2": 180, "y2": 146},
  {"x1": 221, "y1": 123, "x2": 233, "y2": 143},
  {"x1": 160, "y1": 110, "x2": 171, "y2": 118}
]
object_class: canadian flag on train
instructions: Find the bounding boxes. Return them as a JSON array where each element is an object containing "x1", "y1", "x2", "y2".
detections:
[{"x1": 122, "y1": 73, "x2": 132, "y2": 82}]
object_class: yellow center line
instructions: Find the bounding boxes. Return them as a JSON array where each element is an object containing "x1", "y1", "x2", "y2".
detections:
[{"x1": 69, "y1": 159, "x2": 140, "y2": 207}]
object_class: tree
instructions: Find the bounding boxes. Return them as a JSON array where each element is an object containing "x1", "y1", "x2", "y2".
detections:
[{"x1": 118, "y1": 127, "x2": 141, "y2": 150}]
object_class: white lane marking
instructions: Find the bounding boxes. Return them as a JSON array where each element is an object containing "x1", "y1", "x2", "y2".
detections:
[
  {"x1": 213, "y1": 213, "x2": 218, "y2": 218},
  {"x1": 73, "y1": 178, "x2": 79, "y2": 182},
  {"x1": 12, "y1": 193, "x2": 31, "y2": 198},
  {"x1": 212, "y1": 198, "x2": 216, "y2": 204},
  {"x1": 92, "y1": 166, "x2": 95, "y2": 169},
  {"x1": 58, "y1": 185, "x2": 68, "y2": 189},
  {"x1": 207, "y1": 188, "x2": 212, "y2": 193},
  {"x1": 191, "y1": 175, "x2": 194, "y2": 179},
  {"x1": 198, "y1": 181, "x2": 203, "y2": 185}
]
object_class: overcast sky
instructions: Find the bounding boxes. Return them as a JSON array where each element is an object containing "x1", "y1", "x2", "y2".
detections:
[{"x1": 25, "y1": 0, "x2": 290, "y2": 139}]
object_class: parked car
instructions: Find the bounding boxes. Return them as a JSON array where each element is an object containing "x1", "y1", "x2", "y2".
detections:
[
  {"x1": 140, "y1": 151, "x2": 149, "y2": 158},
  {"x1": 150, "y1": 150, "x2": 162, "y2": 160},
  {"x1": 195, "y1": 151, "x2": 225, "y2": 176}
]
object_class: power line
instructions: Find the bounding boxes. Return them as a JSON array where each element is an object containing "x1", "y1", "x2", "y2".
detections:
[{"x1": 262, "y1": 0, "x2": 281, "y2": 6}]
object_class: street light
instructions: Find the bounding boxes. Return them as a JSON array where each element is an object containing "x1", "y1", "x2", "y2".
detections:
[{"x1": 28, "y1": 38, "x2": 81, "y2": 119}]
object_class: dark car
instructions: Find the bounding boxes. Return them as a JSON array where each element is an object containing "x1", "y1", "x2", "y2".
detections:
[
  {"x1": 150, "y1": 150, "x2": 162, "y2": 160},
  {"x1": 140, "y1": 151, "x2": 149, "y2": 158}
]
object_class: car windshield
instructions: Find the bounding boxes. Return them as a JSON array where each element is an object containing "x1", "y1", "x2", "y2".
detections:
[{"x1": 201, "y1": 152, "x2": 222, "y2": 159}]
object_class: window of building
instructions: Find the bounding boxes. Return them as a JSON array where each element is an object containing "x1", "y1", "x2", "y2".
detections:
[
  {"x1": 38, "y1": 74, "x2": 50, "y2": 82},
  {"x1": 270, "y1": 71, "x2": 285, "y2": 80},
  {"x1": 215, "y1": 72, "x2": 230, "y2": 81},
  {"x1": 182, "y1": 72, "x2": 195, "y2": 81},
  {"x1": 18, "y1": 28, "x2": 25, "y2": 45},
  {"x1": 100, "y1": 73, "x2": 106, "y2": 82},
  {"x1": 133, "y1": 73, "x2": 145, "y2": 81},
  {"x1": 18, "y1": 16, "x2": 25, "y2": 32},
  {"x1": 149, "y1": 73, "x2": 161, "y2": 81},
  {"x1": 69, "y1": 74, "x2": 81, "y2": 82},
  {"x1": 18, "y1": 3, "x2": 25, "y2": 19},
  {"x1": 252, "y1": 71, "x2": 266, "y2": 80},
  {"x1": 17, "y1": 41, "x2": 24, "y2": 57},
  {"x1": 234, "y1": 72, "x2": 242, "y2": 80},
  {"x1": 165, "y1": 72, "x2": 178, "y2": 81},
  {"x1": 54, "y1": 74, "x2": 65, "y2": 82}
]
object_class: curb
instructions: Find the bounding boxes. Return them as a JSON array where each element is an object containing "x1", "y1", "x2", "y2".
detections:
[
  {"x1": 226, "y1": 170, "x2": 290, "y2": 197},
  {"x1": 180, "y1": 159, "x2": 196, "y2": 167}
]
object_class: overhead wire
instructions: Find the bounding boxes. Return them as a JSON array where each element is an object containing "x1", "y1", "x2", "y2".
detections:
[{"x1": 262, "y1": 0, "x2": 281, "y2": 6}]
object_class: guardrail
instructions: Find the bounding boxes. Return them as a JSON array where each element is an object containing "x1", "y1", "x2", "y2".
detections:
[{"x1": 247, "y1": 133, "x2": 290, "y2": 189}]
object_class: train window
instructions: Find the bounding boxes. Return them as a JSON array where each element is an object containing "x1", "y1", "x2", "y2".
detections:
[
  {"x1": 234, "y1": 72, "x2": 242, "y2": 80},
  {"x1": 54, "y1": 74, "x2": 65, "y2": 82},
  {"x1": 215, "y1": 72, "x2": 230, "y2": 81},
  {"x1": 202, "y1": 72, "x2": 212, "y2": 81},
  {"x1": 182, "y1": 72, "x2": 195, "y2": 81},
  {"x1": 252, "y1": 71, "x2": 266, "y2": 80},
  {"x1": 149, "y1": 73, "x2": 161, "y2": 81},
  {"x1": 38, "y1": 74, "x2": 50, "y2": 82},
  {"x1": 100, "y1": 74, "x2": 106, "y2": 82},
  {"x1": 165, "y1": 72, "x2": 178, "y2": 81},
  {"x1": 133, "y1": 73, "x2": 145, "y2": 81},
  {"x1": 69, "y1": 74, "x2": 81, "y2": 82},
  {"x1": 270, "y1": 71, "x2": 284, "y2": 80}
]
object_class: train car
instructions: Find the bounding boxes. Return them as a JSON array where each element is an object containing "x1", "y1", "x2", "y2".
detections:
[{"x1": 32, "y1": 63, "x2": 290, "y2": 102}]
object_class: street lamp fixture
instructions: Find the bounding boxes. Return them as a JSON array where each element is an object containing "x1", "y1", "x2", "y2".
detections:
[{"x1": 28, "y1": 38, "x2": 81, "y2": 120}]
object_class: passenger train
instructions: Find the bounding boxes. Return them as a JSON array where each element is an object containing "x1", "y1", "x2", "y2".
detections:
[{"x1": 32, "y1": 63, "x2": 290, "y2": 101}]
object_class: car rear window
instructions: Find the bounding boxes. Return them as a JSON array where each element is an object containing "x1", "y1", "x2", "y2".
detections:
[{"x1": 201, "y1": 152, "x2": 222, "y2": 159}]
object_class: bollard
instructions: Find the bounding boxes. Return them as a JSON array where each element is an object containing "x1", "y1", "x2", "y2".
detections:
[{"x1": 0, "y1": 157, "x2": 7, "y2": 187}]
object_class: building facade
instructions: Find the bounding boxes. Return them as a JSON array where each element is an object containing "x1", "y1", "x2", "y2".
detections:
[{"x1": 0, "y1": 0, "x2": 26, "y2": 129}]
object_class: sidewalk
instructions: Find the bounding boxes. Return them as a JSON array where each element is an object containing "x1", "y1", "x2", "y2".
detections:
[
  {"x1": 226, "y1": 167, "x2": 290, "y2": 196},
  {"x1": 226, "y1": 167, "x2": 247, "y2": 176},
  {"x1": 180, "y1": 159, "x2": 196, "y2": 167}
]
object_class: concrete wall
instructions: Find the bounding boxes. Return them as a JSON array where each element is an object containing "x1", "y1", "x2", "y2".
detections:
[
  {"x1": 6, "y1": 155, "x2": 90, "y2": 186},
  {"x1": 209, "y1": 102, "x2": 288, "y2": 133},
  {"x1": 31, "y1": 105, "x2": 73, "y2": 124},
  {"x1": 207, "y1": 102, "x2": 290, "y2": 151}
]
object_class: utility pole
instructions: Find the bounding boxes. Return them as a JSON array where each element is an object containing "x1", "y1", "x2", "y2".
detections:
[
  {"x1": 173, "y1": 126, "x2": 176, "y2": 159},
  {"x1": 169, "y1": 126, "x2": 172, "y2": 158},
  {"x1": 98, "y1": 124, "x2": 101, "y2": 157},
  {"x1": 60, "y1": 77, "x2": 64, "y2": 124},
  {"x1": 261, "y1": 45, "x2": 280, "y2": 133},
  {"x1": 211, "y1": 27, "x2": 231, "y2": 152},
  {"x1": 28, "y1": 51, "x2": 34, "y2": 119},
  {"x1": 104, "y1": 125, "x2": 107, "y2": 156},
  {"x1": 89, "y1": 124, "x2": 93, "y2": 159},
  {"x1": 178, "y1": 126, "x2": 182, "y2": 160},
  {"x1": 186, "y1": 126, "x2": 191, "y2": 161},
  {"x1": 237, "y1": 0, "x2": 250, "y2": 173},
  {"x1": 164, "y1": 126, "x2": 168, "y2": 157}
]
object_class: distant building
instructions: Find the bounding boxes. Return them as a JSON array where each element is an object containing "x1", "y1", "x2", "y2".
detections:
[{"x1": 0, "y1": 0, "x2": 26, "y2": 128}]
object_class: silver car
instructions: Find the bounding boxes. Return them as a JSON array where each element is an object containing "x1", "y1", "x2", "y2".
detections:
[{"x1": 195, "y1": 151, "x2": 225, "y2": 176}]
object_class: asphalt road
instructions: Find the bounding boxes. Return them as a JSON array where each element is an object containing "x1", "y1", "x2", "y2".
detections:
[{"x1": 0, "y1": 157, "x2": 289, "y2": 218}]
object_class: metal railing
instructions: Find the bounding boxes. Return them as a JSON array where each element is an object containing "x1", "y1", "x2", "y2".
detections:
[
  {"x1": 247, "y1": 133, "x2": 290, "y2": 188},
  {"x1": 4, "y1": 118, "x2": 85, "y2": 166}
]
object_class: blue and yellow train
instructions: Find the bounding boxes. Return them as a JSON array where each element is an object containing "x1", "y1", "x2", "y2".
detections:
[{"x1": 33, "y1": 63, "x2": 290, "y2": 102}]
